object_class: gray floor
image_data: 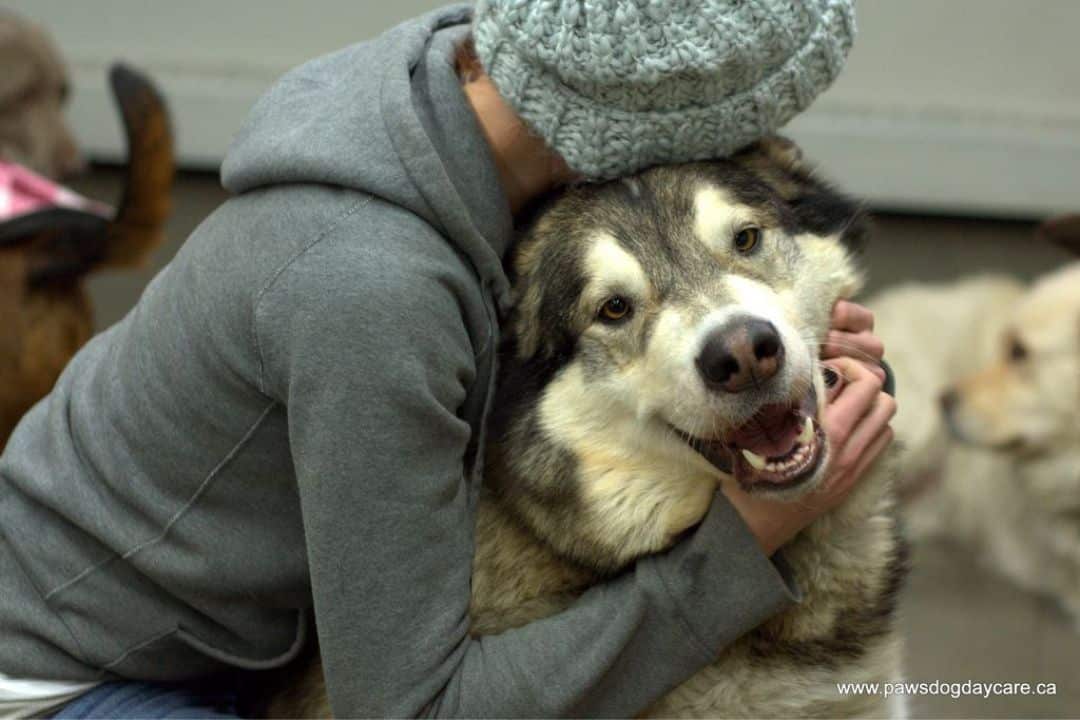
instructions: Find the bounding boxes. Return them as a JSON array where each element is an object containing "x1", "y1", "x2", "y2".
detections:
[{"x1": 71, "y1": 168, "x2": 1080, "y2": 718}]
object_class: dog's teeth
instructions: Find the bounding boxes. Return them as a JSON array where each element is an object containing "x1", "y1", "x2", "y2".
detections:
[
  {"x1": 798, "y1": 416, "x2": 814, "y2": 445},
  {"x1": 741, "y1": 449, "x2": 767, "y2": 470}
]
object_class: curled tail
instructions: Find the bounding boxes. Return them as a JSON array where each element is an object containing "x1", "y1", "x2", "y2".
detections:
[{"x1": 104, "y1": 63, "x2": 174, "y2": 267}]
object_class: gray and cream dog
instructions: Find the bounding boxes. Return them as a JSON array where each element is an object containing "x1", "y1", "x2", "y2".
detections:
[{"x1": 275, "y1": 138, "x2": 907, "y2": 718}]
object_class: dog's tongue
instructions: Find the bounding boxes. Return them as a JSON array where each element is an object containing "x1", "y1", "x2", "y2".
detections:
[{"x1": 728, "y1": 403, "x2": 802, "y2": 458}]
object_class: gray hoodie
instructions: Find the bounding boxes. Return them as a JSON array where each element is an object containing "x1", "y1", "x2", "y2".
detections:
[{"x1": 0, "y1": 5, "x2": 796, "y2": 716}]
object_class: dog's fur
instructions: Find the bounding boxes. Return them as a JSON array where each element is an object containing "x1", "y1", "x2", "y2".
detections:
[
  {"x1": 274, "y1": 137, "x2": 906, "y2": 718},
  {"x1": 871, "y1": 220, "x2": 1080, "y2": 626},
  {"x1": 0, "y1": 9, "x2": 82, "y2": 178},
  {"x1": 0, "y1": 66, "x2": 173, "y2": 448}
]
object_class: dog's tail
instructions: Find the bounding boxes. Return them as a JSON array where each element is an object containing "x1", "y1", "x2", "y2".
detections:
[{"x1": 103, "y1": 63, "x2": 174, "y2": 267}]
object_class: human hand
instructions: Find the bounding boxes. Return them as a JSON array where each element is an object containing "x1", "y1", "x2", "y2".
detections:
[
  {"x1": 723, "y1": 356, "x2": 895, "y2": 556},
  {"x1": 821, "y1": 300, "x2": 886, "y2": 383}
]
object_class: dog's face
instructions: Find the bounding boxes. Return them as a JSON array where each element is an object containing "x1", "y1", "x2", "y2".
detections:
[
  {"x1": 943, "y1": 261, "x2": 1080, "y2": 454},
  {"x1": 0, "y1": 11, "x2": 83, "y2": 178},
  {"x1": 487, "y1": 138, "x2": 868, "y2": 571}
]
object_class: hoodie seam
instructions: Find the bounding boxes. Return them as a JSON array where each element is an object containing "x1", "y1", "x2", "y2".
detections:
[
  {"x1": 42, "y1": 402, "x2": 278, "y2": 603},
  {"x1": 250, "y1": 197, "x2": 371, "y2": 395}
]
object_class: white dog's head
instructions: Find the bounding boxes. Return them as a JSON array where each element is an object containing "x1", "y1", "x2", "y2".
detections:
[{"x1": 942, "y1": 219, "x2": 1080, "y2": 455}]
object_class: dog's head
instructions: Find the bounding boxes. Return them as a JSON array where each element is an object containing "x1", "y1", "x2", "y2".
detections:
[
  {"x1": 487, "y1": 137, "x2": 869, "y2": 572},
  {"x1": 942, "y1": 220, "x2": 1080, "y2": 455},
  {"x1": 0, "y1": 10, "x2": 82, "y2": 179}
]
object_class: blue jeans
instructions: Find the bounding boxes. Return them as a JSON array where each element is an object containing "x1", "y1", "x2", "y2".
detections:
[{"x1": 51, "y1": 678, "x2": 239, "y2": 719}]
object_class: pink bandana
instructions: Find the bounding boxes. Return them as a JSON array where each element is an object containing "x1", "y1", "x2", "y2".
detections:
[{"x1": 0, "y1": 161, "x2": 112, "y2": 221}]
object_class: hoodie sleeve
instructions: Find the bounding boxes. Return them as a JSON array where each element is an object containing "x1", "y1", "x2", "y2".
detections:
[{"x1": 254, "y1": 218, "x2": 799, "y2": 718}]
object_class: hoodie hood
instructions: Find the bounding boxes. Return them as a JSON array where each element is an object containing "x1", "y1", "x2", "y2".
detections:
[{"x1": 221, "y1": 4, "x2": 514, "y2": 310}]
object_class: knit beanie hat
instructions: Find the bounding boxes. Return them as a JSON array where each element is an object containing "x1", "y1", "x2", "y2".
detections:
[{"x1": 472, "y1": 0, "x2": 855, "y2": 180}]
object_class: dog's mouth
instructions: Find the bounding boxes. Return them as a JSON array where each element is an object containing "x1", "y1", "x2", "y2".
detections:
[{"x1": 677, "y1": 390, "x2": 826, "y2": 491}]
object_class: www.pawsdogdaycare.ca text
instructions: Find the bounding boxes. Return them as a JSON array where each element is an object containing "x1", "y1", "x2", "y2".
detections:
[{"x1": 836, "y1": 680, "x2": 1058, "y2": 700}]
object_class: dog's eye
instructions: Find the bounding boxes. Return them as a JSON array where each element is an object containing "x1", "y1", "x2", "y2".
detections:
[
  {"x1": 599, "y1": 296, "x2": 632, "y2": 323},
  {"x1": 733, "y1": 227, "x2": 761, "y2": 253},
  {"x1": 1008, "y1": 337, "x2": 1028, "y2": 363}
]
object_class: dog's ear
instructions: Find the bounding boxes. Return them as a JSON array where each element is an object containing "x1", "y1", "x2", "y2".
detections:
[
  {"x1": 753, "y1": 135, "x2": 808, "y2": 174},
  {"x1": 735, "y1": 135, "x2": 810, "y2": 178},
  {"x1": 731, "y1": 135, "x2": 825, "y2": 212},
  {"x1": 736, "y1": 136, "x2": 870, "y2": 254},
  {"x1": 1037, "y1": 214, "x2": 1080, "y2": 257}
]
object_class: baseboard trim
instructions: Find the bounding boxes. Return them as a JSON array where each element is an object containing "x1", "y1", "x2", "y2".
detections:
[{"x1": 786, "y1": 106, "x2": 1079, "y2": 219}]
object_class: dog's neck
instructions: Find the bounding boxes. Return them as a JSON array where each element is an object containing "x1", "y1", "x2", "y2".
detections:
[
  {"x1": 1018, "y1": 447, "x2": 1080, "y2": 512},
  {"x1": 469, "y1": 459, "x2": 903, "y2": 651}
]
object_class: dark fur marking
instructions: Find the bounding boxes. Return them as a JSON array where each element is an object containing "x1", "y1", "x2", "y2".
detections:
[
  {"x1": 748, "y1": 529, "x2": 909, "y2": 669},
  {"x1": 488, "y1": 336, "x2": 571, "y2": 446},
  {"x1": 788, "y1": 191, "x2": 870, "y2": 253},
  {"x1": 486, "y1": 334, "x2": 583, "y2": 528}
]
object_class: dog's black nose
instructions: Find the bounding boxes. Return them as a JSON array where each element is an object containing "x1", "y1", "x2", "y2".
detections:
[
  {"x1": 939, "y1": 388, "x2": 958, "y2": 415},
  {"x1": 697, "y1": 316, "x2": 785, "y2": 393}
]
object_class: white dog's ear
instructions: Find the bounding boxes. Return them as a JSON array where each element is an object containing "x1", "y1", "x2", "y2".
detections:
[{"x1": 1037, "y1": 214, "x2": 1080, "y2": 257}]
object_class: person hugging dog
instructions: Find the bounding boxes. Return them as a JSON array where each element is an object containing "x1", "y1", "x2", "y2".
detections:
[{"x1": 0, "y1": 2, "x2": 892, "y2": 717}]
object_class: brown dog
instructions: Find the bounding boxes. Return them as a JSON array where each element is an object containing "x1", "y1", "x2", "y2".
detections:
[
  {"x1": 0, "y1": 9, "x2": 82, "y2": 179},
  {"x1": 0, "y1": 65, "x2": 174, "y2": 448}
]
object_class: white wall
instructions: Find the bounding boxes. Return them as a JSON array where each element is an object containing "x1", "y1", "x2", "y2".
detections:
[
  {"x1": 4, "y1": 1, "x2": 448, "y2": 164},
  {"x1": 8, "y1": 0, "x2": 1080, "y2": 217},
  {"x1": 788, "y1": 0, "x2": 1080, "y2": 218}
]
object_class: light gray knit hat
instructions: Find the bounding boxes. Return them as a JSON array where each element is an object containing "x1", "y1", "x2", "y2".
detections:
[{"x1": 472, "y1": 0, "x2": 855, "y2": 180}]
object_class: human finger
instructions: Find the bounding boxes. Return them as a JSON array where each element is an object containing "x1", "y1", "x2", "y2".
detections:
[
  {"x1": 830, "y1": 299, "x2": 875, "y2": 333},
  {"x1": 821, "y1": 357, "x2": 884, "y2": 444},
  {"x1": 821, "y1": 330, "x2": 886, "y2": 367},
  {"x1": 832, "y1": 392, "x2": 897, "y2": 477},
  {"x1": 845, "y1": 425, "x2": 895, "y2": 482}
]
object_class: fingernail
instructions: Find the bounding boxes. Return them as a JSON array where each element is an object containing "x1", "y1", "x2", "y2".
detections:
[{"x1": 823, "y1": 366, "x2": 839, "y2": 388}]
